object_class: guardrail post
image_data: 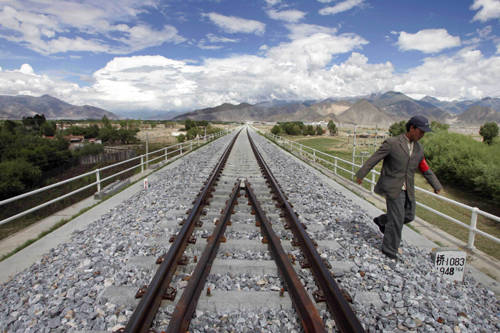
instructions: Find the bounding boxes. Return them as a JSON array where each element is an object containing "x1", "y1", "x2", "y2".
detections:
[
  {"x1": 190, "y1": 142, "x2": 193, "y2": 151},
  {"x1": 313, "y1": 150, "x2": 316, "y2": 163},
  {"x1": 371, "y1": 171, "x2": 375, "y2": 194},
  {"x1": 96, "y1": 168, "x2": 101, "y2": 192},
  {"x1": 165, "y1": 147, "x2": 168, "y2": 162},
  {"x1": 180, "y1": 143, "x2": 183, "y2": 155},
  {"x1": 467, "y1": 207, "x2": 479, "y2": 250},
  {"x1": 334, "y1": 157, "x2": 337, "y2": 174},
  {"x1": 300, "y1": 144, "x2": 303, "y2": 156},
  {"x1": 141, "y1": 155, "x2": 144, "y2": 172}
]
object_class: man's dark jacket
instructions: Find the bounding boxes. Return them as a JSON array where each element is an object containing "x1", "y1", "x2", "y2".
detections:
[{"x1": 355, "y1": 134, "x2": 442, "y2": 201}]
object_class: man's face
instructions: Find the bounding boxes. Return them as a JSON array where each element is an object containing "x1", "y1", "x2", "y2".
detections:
[{"x1": 408, "y1": 126, "x2": 425, "y2": 141}]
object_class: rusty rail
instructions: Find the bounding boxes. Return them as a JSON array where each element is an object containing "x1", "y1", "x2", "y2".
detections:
[
  {"x1": 167, "y1": 180, "x2": 241, "y2": 332},
  {"x1": 244, "y1": 179, "x2": 327, "y2": 333},
  {"x1": 124, "y1": 130, "x2": 241, "y2": 333},
  {"x1": 247, "y1": 130, "x2": 366, "y2": 333}
]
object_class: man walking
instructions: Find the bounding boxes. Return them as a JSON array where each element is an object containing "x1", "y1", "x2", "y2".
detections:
[{"x1": 355, "y1": 115, "x2": 442, "y2": 260}]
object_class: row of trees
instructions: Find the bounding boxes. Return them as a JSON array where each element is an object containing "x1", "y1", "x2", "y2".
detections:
[
  {"x1": 270, "y1": 120, "x2": 338, "y2": 137},
  {"x1": 270, "y1": 122, "x2": 324, "y2": 136},
  {"x1": 177, "y1": 119, "x2": 223, "y2": 142}
]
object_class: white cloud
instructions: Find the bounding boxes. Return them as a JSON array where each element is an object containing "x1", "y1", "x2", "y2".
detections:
[
  {"x1": 319, "y1": 0, "x2": 364, "y2": 16},
  {"x1": 471, "y1": 0, "x2": 500, "y2": 22},
  {"x1": 206, "y1": 34, "x2": 239, "y2": 43},
  {"x1": 202, "y1": 12, "x2": 266, "y2": 36},
  {"x1": 0, "y1": 1, "x2": 185, "y2": 55},
  {"x1": 396, "y1": 29, "x2": 461, "y2": 53},
  {"x1": 267, "y1": 9, "x2": 306, "y2": 23},
  {"x1": 285, "y1": 23, "x2": 337, "y2": 40},
  {"x1": 0, "y1": 64, "x2": 81, "y2": 99},
  {"x1": 394, "y1": 48, "x2": 500, "y2": 100},
  {"x1": 3, "y1": 39, "x2": 500, "y2": 112},
  {"x1": 264, "y1": 0, "x2": 281, "y2": 5}
]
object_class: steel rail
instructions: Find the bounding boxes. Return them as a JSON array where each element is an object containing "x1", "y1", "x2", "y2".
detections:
[
  {"x1": 124, "y1": 130, "x2": 241, "y2": 333},
  {"x1": 247, "y1": 130, "x2": 366, "y2": 333},
  {"x1": 244, "y1": 179, "x2": 327, "y2": 333},
  {"x1": 167, "y1": 180, "x2": 241, "y2": 332}
]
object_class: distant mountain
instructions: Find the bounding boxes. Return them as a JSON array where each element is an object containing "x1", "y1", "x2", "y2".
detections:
[
  {"x1": 454, "y1": 105, "x2": 500, "y2": 125},
  {"x1": 337, "y1": 99, "x2": 395, "y2": 125},
  {"x1": 266, "y1": 107, "x2": 322, "y2": 122},
  {"x1": 472, "y1": 97, "x2": 500, "y2": 111},
  {"x1": 174, "y1": 101, "x2": 311, "y2": 122},
  {"x1": 114, "y1": 110, "x2": 184, "y2": 120},
  {"x1": 420, "y1": 96, "x2": 475, "y2": 115},
  {"x1": 364, "y1": 91, "x2": 451, "y2": 122},
  {"x1": 0, "y1": 94, "x2": 121, "y2": 120},
  {"x1": 307, "y1": 99, "x2": 352, "y2": 116},
  {"x1": 147, "y1": 110, "x2": 184, "y2": 120},
  {"x1": 369, "y1": 91, "x2": 436, "y2": 109}
]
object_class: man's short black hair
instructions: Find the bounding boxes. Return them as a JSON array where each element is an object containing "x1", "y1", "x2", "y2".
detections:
[{"x1": 406, "y1": 122, "x2": 416, "y2": 132}]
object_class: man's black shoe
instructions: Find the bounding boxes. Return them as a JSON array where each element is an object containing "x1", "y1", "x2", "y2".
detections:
[
  {"x1": 373, "y1": 217, "x2": 385, "y2": 234},
  {"x1": 382, "y1": 250, "x2": 398, "y2": 260}
]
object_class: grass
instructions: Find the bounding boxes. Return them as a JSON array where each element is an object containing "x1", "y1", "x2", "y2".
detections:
[{"x1": 258, "y1": 126, "x2": 500, "y2": 261}]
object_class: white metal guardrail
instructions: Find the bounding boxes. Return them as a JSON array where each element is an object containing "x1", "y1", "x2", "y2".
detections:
[
  {"x1": 264, "y1": 131, "x2": 500, "y2": 250},
  {"x1": 0, "y1": 130, "x2": 230, "y2": 227}
]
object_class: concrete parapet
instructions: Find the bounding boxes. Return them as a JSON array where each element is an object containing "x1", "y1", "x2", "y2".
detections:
[{"x1": 94, "y1": 179, "x2": 131, "y2": 200}]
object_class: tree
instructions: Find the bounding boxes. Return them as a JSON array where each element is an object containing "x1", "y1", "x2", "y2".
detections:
[
  {"x1": 185, "y1": 119, "x2": 195, "y2": 130},
  {"x1": 430, "y1": 121, "x2": 449, "y2": 131},
  {"x1": 271, "y1": 125, "x2": 282, "y2": 135},
  {"x1": 186, "y1": 127, "x2": 199, "y2": 140},
  {"x1": 479, "y1": 122, "x2": 499, "y2": 145},
  {"x1": 40, "y1": 122, "x2": 56, "y2": 136},
  {"x1": 305, "y1": 125, "x2": 315, "y2": 136},
  {"x1": 177, "y1": 134, "x2": 186, "y2": 142},
  {"x1": 0, "y1": 159, "x2": 42, "y2": 199},
  {"x1": 150, "y1": 122, "x2": 157, "y2": 129},
  {"x1": 327, "y1": 120, "x2": 338, "y2": 135},
  {"x1": 315, "y1": 125, "x2": 323, "y2": 136},
  {"x1": 3, "y1": 120, "x2": 18, "y2": 134},
  {"x1": 102, "y1": 115, "x2": 112, "y2": 129},
  {"x1": 292, "y1": 125, "x2": 301, "y2": 135},
  {"x1": 389, "y1": 120, "x2": 407, "y2": 137}
]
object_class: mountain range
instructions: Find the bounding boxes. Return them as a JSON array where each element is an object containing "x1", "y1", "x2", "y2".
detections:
[
  {"x1": 0, "y1": 95, "x2": 121, "y2": 120},
  {"x1": 173, "y1": 91, "x2": 500, "y2": 126},
  {"x1": 1, "y1": 93, "x2": 500, "y2": 125}
]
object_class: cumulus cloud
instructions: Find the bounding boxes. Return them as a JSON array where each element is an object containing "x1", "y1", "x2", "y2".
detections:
[
  {"x1": 202, "y1": 12, "x2": 266, "y2": 35},
  {"x1": 3, "y1": 37, "x2": 500, "y2": 112},
  {"x1": 285, "y1": 23, "x2": 338, "y2": 40},
  {"x1": 394, "y1": 48, "x2": 500, "y2": 100},
  {"x1": 0, "y1": 1, "x2": 185, "y2": 55},
  {"x1": 396, "y1": 29, "x2": 461, "y2": 53},
  {"x1": 471, "y1": 0, "x2": 500, "y2": 22},
  {"x1": 319, "y1": 0, "x2": 364, "y2": 16},
  {"x1": 267, "y1": 9, "x2": 306, "y2": 23},
  {"x1": 0, "y1": 63, "x2": 81, "y2": 99}
]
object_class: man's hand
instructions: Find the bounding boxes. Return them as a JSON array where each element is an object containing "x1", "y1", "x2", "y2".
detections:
[
  {"x1": 434, "y1": 189, "x2": 441, "y2": 195},
  {"x1": 356, "y1": 177, "x2": 363, "y2": 185}
]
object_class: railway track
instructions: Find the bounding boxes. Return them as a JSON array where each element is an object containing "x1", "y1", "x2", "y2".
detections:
[{"x1": 119, "y1": 126, "x2": 365, "y2": 332}]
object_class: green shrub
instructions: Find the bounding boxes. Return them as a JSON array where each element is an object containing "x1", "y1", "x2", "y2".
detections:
[
  {"x1": 422, "y1": 131, "x2": 500, "y2": 201},
  {"x1": 177, "y1": 134, "x2": 186, "y2": 142}
]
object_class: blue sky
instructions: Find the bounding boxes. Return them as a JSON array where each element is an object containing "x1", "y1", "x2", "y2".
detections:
[{"x1": 0, "y1": 0, "x2": 500, "y2": 114}]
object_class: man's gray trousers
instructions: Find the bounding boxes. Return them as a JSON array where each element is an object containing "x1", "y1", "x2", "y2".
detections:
[{"x1": 377, "y1": 190, "x2": 416, "y2": 257}]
